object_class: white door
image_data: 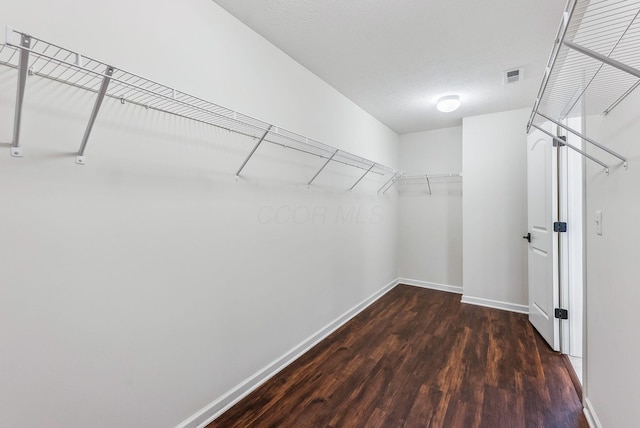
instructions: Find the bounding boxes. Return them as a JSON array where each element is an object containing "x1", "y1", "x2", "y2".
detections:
[{"x1": 526, "y1": 124, "x2": 560, "y2": 351}]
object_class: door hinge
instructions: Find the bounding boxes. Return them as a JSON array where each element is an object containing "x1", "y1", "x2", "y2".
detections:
[
  {"x1": 554, "y1": 308, "x2": 569, "y2": 320},
  {"x1": 554, "y1": 222, "x2": 567, "y2": 232}
]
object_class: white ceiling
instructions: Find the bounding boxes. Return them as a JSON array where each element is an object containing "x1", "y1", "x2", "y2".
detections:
[{"x1": 213, "y1": 0, "x2": 566, "y2": 134}]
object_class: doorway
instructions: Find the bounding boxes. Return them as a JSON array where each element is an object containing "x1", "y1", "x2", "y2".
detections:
[{"x1": 526, "y1": 118, "x2": 585, "y2": 383}]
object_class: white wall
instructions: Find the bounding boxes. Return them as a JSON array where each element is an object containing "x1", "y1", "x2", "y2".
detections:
[
  {"x1": 583, "y1": 90, "x2": 640, "y2": 427},
  {"x1": 462, "y1": 109, "x2": 529, "y2": 310},
  {"x1": 398, "y1": 127, "x2": 462, "y2": 288},
  {"x1": 0, "y1": 1, "x2": 399, "y2": 427}
]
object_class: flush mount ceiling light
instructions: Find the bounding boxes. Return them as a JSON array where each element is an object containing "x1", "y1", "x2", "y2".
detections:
[{"x1": 436, "y1": 95, "x2": 461, "y2": 113}]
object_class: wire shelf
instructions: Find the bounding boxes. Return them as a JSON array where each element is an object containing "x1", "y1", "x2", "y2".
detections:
[
  {"x1": 540, "y1": 0, "x2": 640, "y2": 119},
  {"x1": 527, "y1": 0, "x2": 639, "y2": 172},
  {"x1": 1, "y1": 27, "x2": 400, "y2": 189},
  {"x1": 399, "y1": 173, "x2": 463, "y2": 181},
  {"x1": 396, "y1": 173, "x2": 462, "y2": 195}
]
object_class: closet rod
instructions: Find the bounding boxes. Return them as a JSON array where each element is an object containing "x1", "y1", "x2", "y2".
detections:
[
  {"x1": 257, "y1": 140, "x2": 387, "y2": 176},
  {"x1": 530, "y1": 124, "x2": 609, "y2": 173},
  {"x1": 536, "y1": 112, "x2": 627, "y2": 166}
]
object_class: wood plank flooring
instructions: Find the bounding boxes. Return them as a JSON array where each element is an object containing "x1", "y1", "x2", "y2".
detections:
[{"x1": 209, "y1": 285, "x2": 587, "y2": 428}]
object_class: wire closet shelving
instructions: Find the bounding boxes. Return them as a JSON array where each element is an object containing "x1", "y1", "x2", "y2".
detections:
[
  {"x1": 527, "y1": 0, "x2": 640, "y2": 174},
  {"x1": 396, "y1": 173, "x2": 462, "y2": 195},
  {"x1": 0, "y1": 27, "x2": 402, "y2": 193}
]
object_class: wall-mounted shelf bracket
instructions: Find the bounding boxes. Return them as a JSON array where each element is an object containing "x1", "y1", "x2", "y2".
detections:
[
  {"x1": 378, "y1": 172, "x2": 400, "y2": 194},
  {"x1": 536, "y1": 111, "x2": 627, "y2": 170},
  {"x1": 10, "y1": 31, "x2": 31, "y2": 157},
  {"x1": 604, "y1": 80, "x2": 640, "y2": 116},
  {"x1": 397, "y1": 172, "x2": 462, "y2": 195},
  {"x1": 349, "y1": 163, "x2": 375, "y2": 191},
  {"x1": 425, "y1": 176, "x2": 432, "y2": 195},
  {"x1": 234, "y1": 125, "x2": 273, "y2": 180},
  {"x1": 531, "y1": 124, "x2": 610, "y2": 174},
  {"x1": 75, "y1": 65, "x2": 115, "y2": 164},
  {"x1": 307, "y1": 149, "x2": 338, "y2": 186}
]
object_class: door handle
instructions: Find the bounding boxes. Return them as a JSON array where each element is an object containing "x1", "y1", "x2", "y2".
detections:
[{"x1": 523, "y1": 233, "x2": 531, "y2": 243}]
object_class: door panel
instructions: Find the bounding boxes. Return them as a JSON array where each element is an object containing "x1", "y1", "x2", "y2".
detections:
[{"x1": 527, "y1": 124, "x2": 559, "y2": 351}]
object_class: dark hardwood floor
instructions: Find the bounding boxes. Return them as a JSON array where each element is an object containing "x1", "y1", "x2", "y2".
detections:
[{"x1": 209, "y1": 285, "x2": 587, "y2": 428}]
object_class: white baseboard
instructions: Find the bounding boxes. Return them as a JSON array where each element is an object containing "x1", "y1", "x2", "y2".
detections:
[
  {"x1": 398, "y1": 278, "x2": 462, "y2": 295},
  {"x1": 460, "y1": 295, "x2": 528, "y2": 314},
  {"x1": 583, "y1": 397, "x2": 603, "y2": 428},
  {"x1": 176, "y1": 278, "x2": 399, "y2": 428}
]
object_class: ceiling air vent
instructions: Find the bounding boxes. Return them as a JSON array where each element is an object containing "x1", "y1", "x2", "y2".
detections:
[{"x1": 503, "y1": 68, "x2": 523, "y2": 84}]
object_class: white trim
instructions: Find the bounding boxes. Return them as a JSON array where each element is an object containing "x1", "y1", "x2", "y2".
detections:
[
  {"x1": 176, "y1": 278, "x2": 399, "y2": 428},
  {"x1": 398, "y1": 278, "x2": 462, "y2": 294},
  {"x1": 566, "y1": 115, "x2": 584, "y2": 358},
  {"x1": 461, "y1": 295, "x2": 529, "y2": 314},
  {"x1": 583, "y1": 397, "x2": 603, "y2": 428}
]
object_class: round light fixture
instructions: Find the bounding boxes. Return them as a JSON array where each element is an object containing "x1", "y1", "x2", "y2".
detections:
[{"x1": 436, "y1": 95, "x2": 461, "y2": 113}]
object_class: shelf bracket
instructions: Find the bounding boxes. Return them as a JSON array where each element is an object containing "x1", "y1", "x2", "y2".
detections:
[
  {"x1": 378, "y1": 172, "x2": 400, "y2": 194},
  {"x1": 564, "y1": 41, "x2": 640, "y2": 79},
  {"x1": 234, "y1": 125, "x2": 273, "y2": 180},
  {"x1": 425, "y1": 176, "x2": 432, "y2": 195},
  {"x1": 76, "y1": 65, "x2": 115, "y2": 164},
  {"x1": 604, "y1": 80, "x2": 640, "y2": 116},
  {"x1": 531, "y1": 124, "x2": 610, "y2": 174},
  {"x1": 536, "y1": 111, "x2": 627, "y2": 169},
  {"x1": 307, "y1": 149, "x2": 339, "y2": 186},
  {"x1": 349, "y1": 163, "x2": 375, "y2": 191},
  {"x1": 10, "y1": 33, "x2": 31, "y2": 157}
]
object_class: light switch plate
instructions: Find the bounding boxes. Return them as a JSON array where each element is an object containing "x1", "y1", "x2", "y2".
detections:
[{"x1": 595, "y1": 210, "x2": 602, "y2": 235}]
